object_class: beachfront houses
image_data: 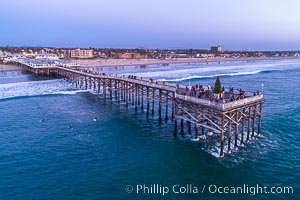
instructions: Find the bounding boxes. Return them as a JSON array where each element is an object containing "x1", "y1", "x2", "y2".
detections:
[
  {"x1": 36, "y1": 53, "x2": 59, "y2": 60},
  {"x1": 115, "y1": 52, "x2": 147, "y2": 59}
]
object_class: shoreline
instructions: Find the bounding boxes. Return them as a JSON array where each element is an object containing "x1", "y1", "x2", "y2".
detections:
[
  {"x1": 1, "y1": 56, "x2": 299, "y2": 71},
  {"x1": 71, "y1": 56, "x2": 300, "y2": 69}
]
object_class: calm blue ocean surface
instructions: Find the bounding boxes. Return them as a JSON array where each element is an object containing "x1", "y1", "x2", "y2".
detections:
[{"x1": 0, "y1": 59, "x2": 299, "y2": 200}]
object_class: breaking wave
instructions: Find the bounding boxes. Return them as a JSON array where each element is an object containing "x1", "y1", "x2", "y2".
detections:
[
  {"x1": 119, "y1": 59, "x2": 300, "y2": 82},
  {"x1": 158, "y1": 70, "x2": 266, "y2": 82},
  {"x1": 0, "y1": 79, "x2": 86, "y2": 100}
]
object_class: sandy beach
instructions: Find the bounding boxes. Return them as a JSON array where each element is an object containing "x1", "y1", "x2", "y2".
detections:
[
  {"x1": 0, "y1": 64, "x2": 21, "y2": 72},
  {"x1": 1, "y1": 56, "x2": 299, "y2": 72},
  {"x1": 70, "y1": 56, "x2": 300, "y2": 69}
]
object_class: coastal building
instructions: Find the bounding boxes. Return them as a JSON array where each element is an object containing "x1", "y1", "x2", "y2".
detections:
[
  {"x1": 58, "y1": 53, "x2": 66, "y2": 59},
  {"x1": 36, "y1": 53, "x2": 59, "y2": 60},
  {"x1": 115, "y1": 52, "x2": 146, "y2": 59},
  {"x1": 98, "y1": 52, "x2": 108, "y2": 59},
  {"x1": 11, "y1": 53, "x2": 27, "y2": 60},
  {"x1": 200, "y1": 53, "x2": 214, "y2": 58},
  {"x1": 39, "y1": 48, "x2": 54, "y2": 54},
  {"x1": 24, "y1": 52, "x2": 36, "y2": 58},
  {"x1": 54, "y1": 60, "x2": 80, "y2": 68},
  {"x1": 211, "y1": 45, "x2": 222, "y2": 54},
  {"x1": 18, "y1": 58, "x2": 56, "y2": 68},
  {"x1": 14, "y1": 58, "x2": 79, "y2": 68},
  {"x1": 169, "y1": 52, "x2": 189, "y2": 58},
  {"x1": 70, "y1": 49, "x2": 93, "y2": 59}
]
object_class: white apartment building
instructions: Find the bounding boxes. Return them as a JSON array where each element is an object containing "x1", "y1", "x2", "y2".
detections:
[{"x1": 70, "y1": 48, "x2": 93, "y2": 59}]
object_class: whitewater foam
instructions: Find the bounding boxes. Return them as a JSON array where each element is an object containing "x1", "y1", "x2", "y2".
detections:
[
  {"x1": 120, "y1": 59, "x2": 300, "y2": 82},
  {"x1": 158, "y1": 70, "x2": 269, "y2": 82},
  {"x1": 0, "y1": 79, "x2": 87, "y2": 100}
]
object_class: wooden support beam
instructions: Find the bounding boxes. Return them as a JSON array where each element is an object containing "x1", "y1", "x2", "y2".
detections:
[
  {"x1": 125, "y1": 82, "x2": 128, "y2": 107},
  {"x1": 141, "y1": 86, "x2": 144, "y2": 111},
  {"x1": 137, "y1": 85, "x2": 140, "y2": 106},
  {"x1": 234, "y1": 110, "x2": 239, "y2": 149},
  {"x1": 134, "y1": 84, "x2": 137, "y2": 110},
  {"x1": 152, "y1": 88, "x2": 155, "y2": 115},
  {"x1": 97, "y1": 79, "x2": 100, "y2": 94},
  {"x1": 251, "y1": 104, "x2": 257, "y2": 139},
  {"x1": 114, "y1": 80, "x2": 117, "y2": 100},
  {"x1": 180, "y1": 118, "x2": 184, "y2": 134},
  {"x1": 202, "y1": 107, "x2": 205, "y2": 138},
  {"x1": 165, "y1": 91, "x2": 169, "y2": 121},
  {"x1": 240, "y1": 107, "x2": 245, "y2": 146},
  {"x1": 228, "y1": 111, "x2": 232, "y2": 153},
  {"x1": 132, "y1": 85, "x2": 135, "y2": 106},
  {"x1": 159, "y1": 89, "x2": 162, "y2": 121},
  {"x1": 174, "y1": 102, "x2": 177, "y2": 136},
  {"x1": 246, "y1": 106, "x2": 252, "y2": 142},
  {"x1": 117, "y1": 80, "x2": 120, "y2": 103},
  {"x1": 195, "y1": 105, "x2": 199, "y2": 139},
  {"x1": 93, "y1": 78, "x2": 96, "y2": 91},
  {"x1": 80, "y1": 77, "x2": 83, "y2": 88},
  {"x1": 257, "y1": 102, "x2": 263, "y2": 137},
  {"x1": 220, "y1": 113, "x2": 225, "y2": 157},
  {"x1": 172, "y1": 92, "x2": 175, "y2": 119},
  {"x1": 89, "y1": 77, "x2": 92, "y2": 89},
  {"x1": 187, "y1": 105, "x2": 191, "y2": 133},
  {"x1": 121, "y1": 81, "x2": 125, "y2": 102},
  {"x1": 103, "y1": 81, "x2": 106, "y2": 99},
  {"x1": 146, "y1": 87, "x2": 150, "y2": 116},
  {"x1": 127, "y1": 83, "x2": 131, "y2": 101},
  {"x1": 109, "y1": 79, "x2": 112, "y2": 100}
]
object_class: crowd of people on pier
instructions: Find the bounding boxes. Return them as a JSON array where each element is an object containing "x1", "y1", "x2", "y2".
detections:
[{"x1": 176, "y1": 83, "x2": 261, "y2": 103}]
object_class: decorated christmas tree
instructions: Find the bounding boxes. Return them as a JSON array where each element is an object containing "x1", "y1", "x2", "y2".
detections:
[{"x1": 213, "y1": 76, "x2": 222, "y2": 94}]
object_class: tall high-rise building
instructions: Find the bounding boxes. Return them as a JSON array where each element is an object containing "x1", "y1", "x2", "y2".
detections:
[{"x1": 211, "y1": 45, "x2": 222, "y2": 54}]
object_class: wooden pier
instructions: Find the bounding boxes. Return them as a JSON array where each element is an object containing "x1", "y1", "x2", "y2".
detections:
[{"x1": 18, "y1": 62, "x2": 264, "y2": 157}]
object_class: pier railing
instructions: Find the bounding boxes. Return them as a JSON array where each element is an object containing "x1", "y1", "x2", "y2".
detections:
[
  {"x1": 222, "y1": 94, "x2": 264, "y2": 110},
  {"x1": 56, "y1": 67, "x2": 177, "y2": 92},
  {"x1": 176, "y1": 94, "x2": 263, "y2": 111}
]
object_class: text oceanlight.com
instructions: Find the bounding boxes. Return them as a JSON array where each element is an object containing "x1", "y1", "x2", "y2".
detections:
[{"x1": 125, "y1": 184, "x2": 294, "y2": 196}]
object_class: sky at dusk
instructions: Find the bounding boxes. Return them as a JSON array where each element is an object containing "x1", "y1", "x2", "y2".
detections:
[{"x1": 1, "y1": 0, "x2": 300, "y2": 50}]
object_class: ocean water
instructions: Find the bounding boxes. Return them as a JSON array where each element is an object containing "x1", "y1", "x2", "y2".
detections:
[{"x1": 0, "y1": 59, "x2": 299, "y2": 200}]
